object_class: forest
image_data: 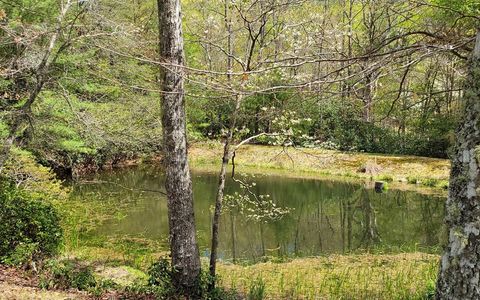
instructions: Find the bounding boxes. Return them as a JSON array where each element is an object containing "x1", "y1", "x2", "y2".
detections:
[{"x1": 0, "y1": 0, "x2": 479, "y2": 299}]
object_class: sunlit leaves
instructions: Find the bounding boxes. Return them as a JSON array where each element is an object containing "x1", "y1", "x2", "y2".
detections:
[{"x1": 223, "y1": 174, "x2": 291, "y2": 223}]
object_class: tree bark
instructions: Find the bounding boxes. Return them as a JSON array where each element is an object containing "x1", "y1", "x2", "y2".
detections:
[
  {"x1": 209, "y1": 0, "x2": 239, "y2": 288},
  {"x1": 157, "y1": 0, "x2": 201, "y2": 296},
  {"x1": 209, "y1": 92, "x2": 242, "y2": 284},
  {"x1": 436, "y1": 30, "x2": 480, "y2": 299}
]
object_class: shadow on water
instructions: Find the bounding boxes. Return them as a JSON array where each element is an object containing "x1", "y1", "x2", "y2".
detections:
[{"x1": 70, "y1": 165, "x2": 445, "y2": 261}]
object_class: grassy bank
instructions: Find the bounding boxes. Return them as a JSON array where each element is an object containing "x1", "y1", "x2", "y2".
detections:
[
  {"x1": 0, "y1": 252, "x2": 438, "y2": 299},
  {"x1": 218, "y1": 253, "x2": 438, "y2": 299},
  {"x1": 189, "y1": 142, "x2": 450, "y2": 193}
]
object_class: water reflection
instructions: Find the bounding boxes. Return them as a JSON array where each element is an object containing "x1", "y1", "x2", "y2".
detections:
[{"x1": 71, "y1": 166, "x2": 445, "y2": 260}]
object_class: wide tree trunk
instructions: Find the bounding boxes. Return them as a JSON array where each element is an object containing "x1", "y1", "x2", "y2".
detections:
[
  {"x1": 436, "y1": 30, "x2": 480, "y2": 299},
  {"x1": 157, "y1": 0, "x2": 201, "y2": 296}
]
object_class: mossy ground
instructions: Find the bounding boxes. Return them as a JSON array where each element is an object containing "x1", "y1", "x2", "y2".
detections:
[{"x1": 189, "y1": 141, "x2": 450, "y2": 193}]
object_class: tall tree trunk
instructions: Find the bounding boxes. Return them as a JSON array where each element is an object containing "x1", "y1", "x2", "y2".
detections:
[
  {"x1": 157, "y1": 0, "x2": 201, "y2": 296},
  {"x1": 209, "y1": 0, "x2": 240, "y2": 288},
  {"x1": 436, "y1": 30, "x2": 480, "y2": 299}
]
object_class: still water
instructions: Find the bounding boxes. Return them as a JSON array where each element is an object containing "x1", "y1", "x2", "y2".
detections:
[{"x1": 71, "y1": 166, "x2": 445, "y2": 261}]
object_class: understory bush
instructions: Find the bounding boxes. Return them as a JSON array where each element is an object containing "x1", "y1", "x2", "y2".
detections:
[
  {"x1": 39, "y1": 259, "x2": 97, "y2": 290},
  {"x1": 39, "y1": 258, "x2": 119, "y2": 297},
  {"x1": 0, "y1": 181, "x2": 63, "y2": 266},
  {"x1": 144, "y1": 258, "x2": 237, "y2": 299}
]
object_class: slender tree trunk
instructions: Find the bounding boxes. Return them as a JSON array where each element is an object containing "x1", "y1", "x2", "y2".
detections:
[
  {"x1": 209, "y1": 92, "x2": 242, "y2": 283},
  {"x1": 209, "y1": 0, "x2": 240, "y2": 287},
  {"x1": 436, "y1": 30, "x2": 480, "y2": 300},
  {"x1": 157, "y1": 0, "x2": 201, "y2": 296}
]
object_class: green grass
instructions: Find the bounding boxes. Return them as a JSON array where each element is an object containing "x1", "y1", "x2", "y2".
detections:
[{"x1": 217, "y1": 253, "x2": 439, "y2": 300}]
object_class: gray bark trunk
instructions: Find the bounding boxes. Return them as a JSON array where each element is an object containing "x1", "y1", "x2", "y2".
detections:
[
  {"x1": 209, "y1": 92, "x2": 242, "y2": 284},
  {"x1": 209, "y1": 0, "x2": 238, "y2": 287},
  {"x1": 157, "y1": 0, "x2": 201, "y2": 296},
  {"x1": 436, "y1": 30, "x2": 480, "y2": 299}
]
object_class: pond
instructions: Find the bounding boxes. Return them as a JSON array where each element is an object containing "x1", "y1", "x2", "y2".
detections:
[{"x1": 71, "y1": 166, "x2": 446, "y2": 262}]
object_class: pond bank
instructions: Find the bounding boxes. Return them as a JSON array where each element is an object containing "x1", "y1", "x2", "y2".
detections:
[
  {"x1": 189, "y1": 141, "x2": 450, "y2": 194},
  {"x1": 0, "y1": 253, "x2": 439, "y2": 299},
  {"x1": 20, "y1": 143, "x2": 447, "y2": 299}
]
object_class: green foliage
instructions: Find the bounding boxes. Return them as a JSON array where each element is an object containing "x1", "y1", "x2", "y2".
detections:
[
  {"x1": 321, "y1": 116, "x2": 452, "y2": 158},
  {"x1": 407, "y1": 176, "x2": 419, "y2": 184},
  {"x1": 0, "y1": 182, "x2": 63, "y2": 265},
  {"x1": 39, "y1": 259, "x2": 98, "y2": 291},
  {"x1": 147, "y1": 258, "x2": 175, "y2": 296},
  {"x1": 1, "y1": 0, "x2": 59, "y2": 23},
  {"x1": 439, "y1": 180, "x2": 449, "y2": 190},
  {"x1": 422, "y1": 178, "x2": 440, "y2": 187},
  {"x1": 79, "y1": 83, "x2": 122, "y2": 102},
  {"x1": 1, "y1": 242, "x2": 38, "y2": 267},
  {"x1": 377, "y1": 174, "x2": 394, "y2": 182},
  {"x1": 248, "y1": 277, "x2": 266, "y2": 300},
  {"x1": 3, "y1": 147, "x2": 69, "y2": 201},
  {"x1": 433, "y1": 0, "x2": 480, "y2": 15},
  {"x1": 423, "y1": 278, "x2": 437, "y2": 299},
  {"x1": 146, "y1": 258, "x2": 236, "y2": 299},
  {"x1": 0, "y1": 121, "x2": 8, "y2": 139}
]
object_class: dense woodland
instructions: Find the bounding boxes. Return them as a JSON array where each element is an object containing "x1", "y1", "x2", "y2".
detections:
[{"x1": 1, "y1": 0, "x2": 480, "y2": 299}]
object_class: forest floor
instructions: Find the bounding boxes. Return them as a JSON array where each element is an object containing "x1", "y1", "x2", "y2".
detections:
[
  {"x1": 0, "y1": 265, "x2": 88, "y2": 300},
  {"x1": 189, "y1": 141, "x2": 450, "y2": 193}
]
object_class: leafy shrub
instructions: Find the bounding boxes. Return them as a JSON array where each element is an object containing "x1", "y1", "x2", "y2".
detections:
[
  {"x1": 39, "y1": 259, "x2": 97, "y2": 291},
  {"x1": 407, "y1": 176, "x2": 419, "y2": 184},
  {"x1": 147, "y1": 258, "x2": 174, "y2": 296},
  {"x1": 1, "y1": 242, "x2": 38, "y2": 266},
  {"x1": 422, "y1": 178, "x2": 440, "y2": 187},
  {"x1": 377, "y1": 174, "x2": 394, "y2": 182},
  {"x1": 146, "y1": 258, "x2": 236, "y2": 299},
  {"x1": 0, "y1": 182, "x2": 62, "y2": 265}
]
